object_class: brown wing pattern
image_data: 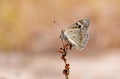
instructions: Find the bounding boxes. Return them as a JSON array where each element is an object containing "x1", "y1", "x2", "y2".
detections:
[
  {"x1": 64, "y1": 19, "x2": 89, "y2": 50},
  {"x1": 64, "y1": 27, "x2": 88, "y2": 50}
]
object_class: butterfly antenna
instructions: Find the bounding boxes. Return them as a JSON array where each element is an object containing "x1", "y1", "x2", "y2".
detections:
[
  {"x1": 54, "y1": 20, "x2": 65, "y2": 47},
  {"x1": 53, "y1": 20, "x2": 63, "y2": 30}
]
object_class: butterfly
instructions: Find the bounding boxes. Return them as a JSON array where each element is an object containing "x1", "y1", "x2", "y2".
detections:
[{"x1": 60, "y1": 18, "x2": 90, "y2": 51}]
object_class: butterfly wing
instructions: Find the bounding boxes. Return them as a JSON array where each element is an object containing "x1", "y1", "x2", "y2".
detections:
[{"x1": 64, "y1": 19, "x2": 90, "y2": 50}]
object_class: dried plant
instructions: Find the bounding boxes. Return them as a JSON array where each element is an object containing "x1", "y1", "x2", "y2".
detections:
[{"x1": 59, "y1": 42, "x2": 72, "y2": 79}]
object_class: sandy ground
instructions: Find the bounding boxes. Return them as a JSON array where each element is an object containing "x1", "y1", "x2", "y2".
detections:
[{"x1": 0, "y1": 49, "x2": 120, "y2": 79}]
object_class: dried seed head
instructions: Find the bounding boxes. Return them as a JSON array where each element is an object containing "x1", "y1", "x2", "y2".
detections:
[
  {"x1": 65, "y1": 64, "x2": 70, "y2": 69},
  {"x1": 64, "y1": 43, "x2": 72, "y2": 50},
  {"x1": 63, "y1": 69, "x2": 69, "y2": 76},
  {"x1": 59, "y1": 48, "x2": 64, "y2": 53}
]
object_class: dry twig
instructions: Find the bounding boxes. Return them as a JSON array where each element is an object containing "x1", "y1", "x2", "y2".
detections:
[{"x1": 59, "y1": 43, "x2": 72, "y2": 79}]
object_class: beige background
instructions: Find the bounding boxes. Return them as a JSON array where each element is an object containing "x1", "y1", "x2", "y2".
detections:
[{"x1": 0, "y1": 0, "x2": 120, "y2": 79}]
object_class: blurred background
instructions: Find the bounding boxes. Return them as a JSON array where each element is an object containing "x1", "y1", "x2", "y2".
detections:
[{"x1": 0, "y1": 0, "x2": 120, "y2": 79}]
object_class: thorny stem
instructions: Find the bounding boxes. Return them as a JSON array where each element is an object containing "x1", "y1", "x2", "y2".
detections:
[{"x1": 59, "y1": 43, "x2": 72, "y2": 79}]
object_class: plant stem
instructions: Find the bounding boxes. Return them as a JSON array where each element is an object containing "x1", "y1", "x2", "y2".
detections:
[{"x1": 59, "y1": 44, "x2": 71, "y2": 79}]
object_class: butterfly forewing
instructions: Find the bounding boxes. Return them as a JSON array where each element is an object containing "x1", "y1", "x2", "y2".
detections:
[{"x1": 63, "y1": 19, "x2": 90, "y2": 50}]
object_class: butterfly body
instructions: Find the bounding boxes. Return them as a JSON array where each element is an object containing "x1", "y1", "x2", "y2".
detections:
[{"x1": 60, "y1": 18, "x2": 90, "y2": 51}]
